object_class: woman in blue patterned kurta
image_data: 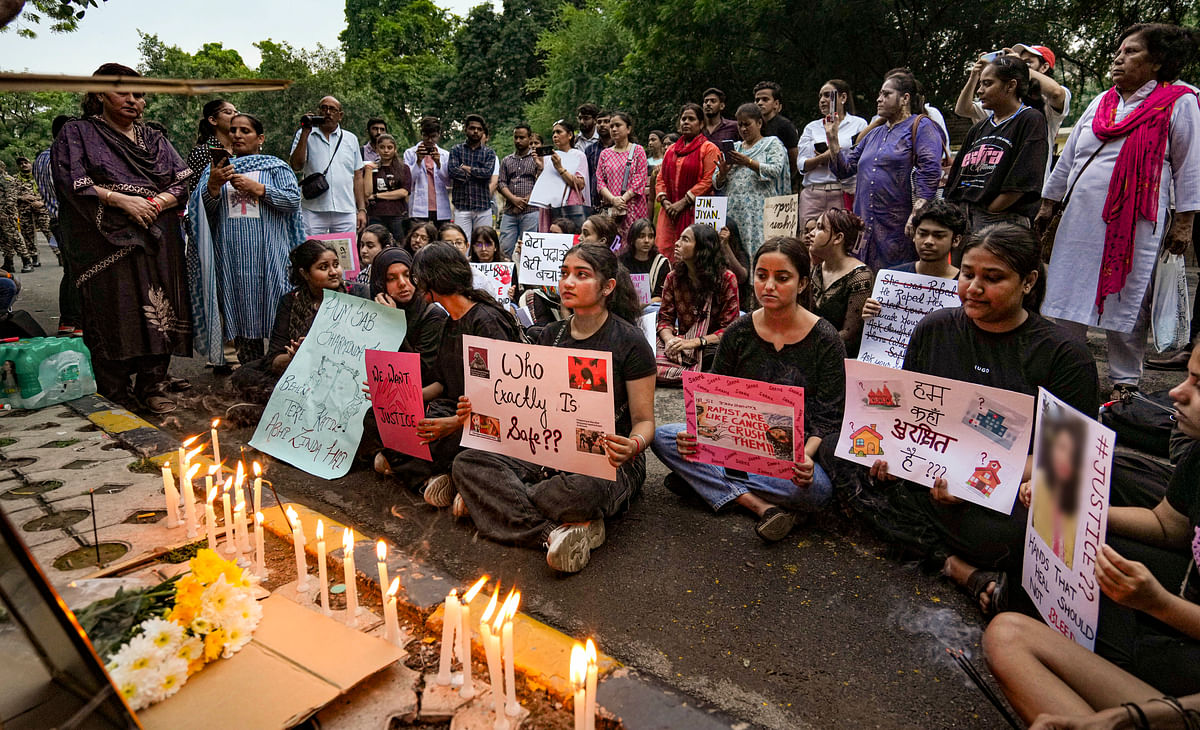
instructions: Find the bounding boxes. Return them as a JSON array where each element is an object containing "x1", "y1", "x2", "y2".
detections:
[
  {"x1": 188, "y1": 114, "x2": 305, "y2": 366},
  {"x1": 713, "y1": 103, "x2": 789, "y2": 258}
]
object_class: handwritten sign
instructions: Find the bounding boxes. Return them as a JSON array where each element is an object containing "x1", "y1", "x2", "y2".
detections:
[
  {"x1": 693, "y1": 196, "x2": 727, "y2": 230},
  {"x1": 309, "y1": 232, "x2": 361, "y2": 282},
  {"x1": 225, "y1": 171, "x2": 261, "y2": 219},
  {"x1": 684, "y1": 371, "x2": 804, "y2": 478},
  {"x1": 1022, "y1": 388, "x2": 1112, "y2": 651},
  {"x1": 472, "y1": 262, "x2": 515, "y2": 307},
  {"x1": 365, "y1": 350, "x2": 429, "y2": 461},
  {"x1": 762, "y1": 194, "x2": 798, "y2": 241},
  {"x1": 858, "y1": 269, "x2": 960, "y2": 370},
  {"x1": 630, "y1": 274, "x2": 652, "y2": 306},
  {"x1": 250, "y1": 291, "x2": 407, "y2": 479},
  {"x1": 837, "y1": 360, "x2": 1035, "y2": 513},
  {"x1": 459, "y1": 335, "x2": 616, "y2": 480},
  {"x1": 516, "y1": 232, "x2": 576, "y2": 288}
]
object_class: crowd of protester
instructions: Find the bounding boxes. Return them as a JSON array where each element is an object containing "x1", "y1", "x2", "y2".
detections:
[{"x1": 4, "y1": 21, "x2": 1198, "y2": 726}]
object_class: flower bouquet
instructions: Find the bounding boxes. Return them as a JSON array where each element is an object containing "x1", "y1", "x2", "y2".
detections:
[{"x1": 74, "y1": 549, "x2": 263, "y2": 710}]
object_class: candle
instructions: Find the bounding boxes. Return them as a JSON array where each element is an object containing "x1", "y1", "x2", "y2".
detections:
[
  {"x1": 161, "y1": 465, "x2": 180, "y2": 528},
  {"x1": 234, "y1": 464, "x2": 250, "y2": 553},
  {"x1": 252, "y1": 461, "x2": 263, "y2": 515},
  {"x1": 179, "y1": 442, "x2": 201, "y2": 538},
  {"x1": 480, "y1": 589, "x2": 504, "y2": 711},
  {"x1": 584, "y1": 639, "x2": 597, "y2": 730},
  {"x1": 287, "y1": 506, "x2": 310, "y2": 592},
  {"x1": 384, "y1": 577, "x2": 401, "y2": 647},
  {"x1": 503, "y1": 592, "x2": 522, "y2": 717},
  {"x1": 376, "y1": 540, "x2": 389, "y2": 598},
  {"x1": 205, "y1": 487, "x2": 219, "y2": 552},
  {"x1": 316, "y1": 520, "x2": 330, "y2": 615},
  {"x1": 254, "y1": 511, "x2": 266, "y2": 578},
  {"x1": 210, "y1": 418, "x2": 223, "y2": 482},
  {"x1": 220, "y1": 485, "x2": 234, "y2": 555},
  {"x1": 570, "y1": 644, "x2": 587, "y2": 730},
  {"x1": 436, "y1": 590, "x2": 460, "y2": 685},
  {"x1": 201, "y1": 464, "x2": 217, "y2": 542},
  {"x1": 458, "y1": 576, "x2": 489, "y2": 699},
  {"x1": 342, "y1": 527, "x2": 358, "y2": 627}
]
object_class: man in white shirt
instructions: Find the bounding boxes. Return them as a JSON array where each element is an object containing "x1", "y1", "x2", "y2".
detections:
[
  {"x1": 289, "y1": 96, "x2": 367, "y2": 236},
  {"x1": 954, "y1": 44, "x2": 1071, "y2": 180},
  {"x1": 404, "y1": 116, "x2": 452, "y2": 227}
]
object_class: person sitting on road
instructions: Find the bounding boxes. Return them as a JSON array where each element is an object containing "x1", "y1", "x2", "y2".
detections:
[
  {"x1": 807, "y1": 208, "x2": 874, "y2": 358},
  {"x1": 861, "y1": 201, "x2": 963, "y2": 320},
  {"x1": 369, "y1": 246, "x2": 447, "y2": 378},
  {"x1": 860, "y1": 224, "x2": 1098, "y2": 616},
  {"x1": 652, "y1": 236, "x2": 844, "y2": 541},
  {"x1": 619, "y1": 218, "x2": 671, "y2": 304},
  {"x1": 372, "y1": 242, "x2": 522, "y2": 506},
  {"x1": 438, "y1": 222, "x2": 469, "y2": 258},
  {"x1": 453, "y1": 242, "x2": 656, "y2": 573},
  {"x1": 403, "y1": 220, "x2": 438, "y2": 255},
  {"x1": 984, "y1": 347, "x2": 1200, "y2": 725},
  {"x1": 469, "y1": 225, "x2": 508, "y2": 263},
  {"x1": 356, "y1": 223, "x2": 394, "y2": 284}
]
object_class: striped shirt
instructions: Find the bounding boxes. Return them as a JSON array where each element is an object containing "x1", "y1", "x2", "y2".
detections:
[{"x1": 33, "y1": 150, "x2": 57, "y2": 217}]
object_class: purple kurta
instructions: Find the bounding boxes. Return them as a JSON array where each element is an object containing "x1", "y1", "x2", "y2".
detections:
[
  {"x1": 51, "y1": 118, "x2": 193, "y2": 361},
  {"x1": 830, "y1": 116, "x2": 942, "y2": 270}
]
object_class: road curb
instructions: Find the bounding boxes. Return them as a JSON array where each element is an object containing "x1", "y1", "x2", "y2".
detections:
[{"x1": 63, "y1": 393, "x2": 178, "y2": 458}]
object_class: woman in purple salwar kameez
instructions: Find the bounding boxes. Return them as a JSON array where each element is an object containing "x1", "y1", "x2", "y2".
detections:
[
  {"x1": 826, "y1": 73, "x2": 944, "y2": 270},
  {"x1": 51, "y1": 63, "x2": 193, "y2": 414}
]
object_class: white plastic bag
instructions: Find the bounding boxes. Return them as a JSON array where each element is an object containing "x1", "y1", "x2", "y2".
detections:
[{"x1": 1151, "y1": 253, "x2": 1191, "y2": 353}]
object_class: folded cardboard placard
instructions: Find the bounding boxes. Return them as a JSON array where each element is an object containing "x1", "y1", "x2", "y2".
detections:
[{"x1": 140, "y1": 594, "x2": 403, "y2": 729}]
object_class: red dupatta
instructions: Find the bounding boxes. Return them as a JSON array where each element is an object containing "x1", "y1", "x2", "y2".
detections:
[
  {"x1": 1092, "y1": 82, "x2": 1195, "y2": 313},
  {"x1": 661, "y1": 135, "x2": 707, "y2": 230}
]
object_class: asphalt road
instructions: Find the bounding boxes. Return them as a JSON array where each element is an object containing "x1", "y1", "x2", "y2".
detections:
[{"x1": 13, "y1": 235, "x2": 1183, "y2": 729}]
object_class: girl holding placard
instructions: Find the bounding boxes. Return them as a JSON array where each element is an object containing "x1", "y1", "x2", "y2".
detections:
[
  {"x1": 619, "y1": 219, "x2": 671, "y2": 303},
  {"x1": 373, "y1": 242, "x2": 523, "y2": 506},
  {"x1": 369, "y1": 247, "x2": 447, "y2": 378},
  {"x1": 651, "y1": 236, "x2": 844, "y2": 542},
  {"x1": 453, "y1": 243, "x2": 657, "y2": 573}
]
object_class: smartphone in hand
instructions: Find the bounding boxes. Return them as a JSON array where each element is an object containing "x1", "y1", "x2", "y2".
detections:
[
  {"x1": 824, "y1": 89, "x2": 839, "y2": 124},
  {"x1": 718, "y1": 139, "x2": 737, "y2": 154},
  {"x1": 209, "y1": 147, "x2": 232, "y2": 167},
  {"x1": 814, "y1": 142, "x2": 829, "y2": 154},
  {"x1": 535, "y1": 145, "x2": 555, "y2": 157}
]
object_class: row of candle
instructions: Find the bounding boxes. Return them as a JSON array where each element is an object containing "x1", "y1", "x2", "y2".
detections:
[{"x1": 570, "y1": 640, "x2": 599, "y2": 730}]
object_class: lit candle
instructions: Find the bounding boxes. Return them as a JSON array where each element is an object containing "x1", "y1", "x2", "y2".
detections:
[
  {"x1": 342, "y1": 527, "x2": 358, "y2": 627},
  {"x1": 205, "y1": 487, "x2": 219, "y2": 552},
  {"x1": 584, "y1": 639, "x2": 597, "y2": 730},
  {"x1": 220, "y1": 484, "x2": 234, "y2": 555},
  {"x1": 316, "y1": 520, "x2": 330, "y2": 615},
  {"x1": 234, "y1": 464, "x2": 250, "y2": 553},
  {"x1": 252, "y1": 461, "x2": 263, "y2": 515},
  {"x1": 503, "y1": 592, "x2": 522, "y2": 717},
  {"x1": 384, "y1": 577, "x2": 401, "y2": 647},
  {"x1": 570, "y1": 644, "x2": 587, "y2": 730},
  {"x1": 210, "y1": 418, "x2": 223, "y2": 482},
  {"x1": 254, "y1": 511, "x2": 266, "y2": 578},
  {"x1": 161, "y1": 465, "x2": 180, "y2": 528},
  {"x1": 179, "y1": 440, "x2": 201, "y2": 537},
  {"x1": 375, "y1": 540, "x2": 390, "y2": 596},
  {"x1": 202, "y1": 464, "x2": 217, "y2": 541},
  {"x1": 458, "y1": 576, "x2": 489, "y2": 699},
  {"x1": 437, "y1": 590, "x2": 461, "y2": 685},
  {"x1": 287, "y1": 506, "x2": 310, "y2": 592},
  {"x1": 480, "y1": 589, "x2": 504, "y2": 711}
]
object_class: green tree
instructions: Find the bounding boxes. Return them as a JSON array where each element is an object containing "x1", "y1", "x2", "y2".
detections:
[
  {"x1": 2, "y1": 0, "x2": 107, "y2": 38},
  {"x1": 0, "y1": 89, "x2": 75, "y2": 166}
]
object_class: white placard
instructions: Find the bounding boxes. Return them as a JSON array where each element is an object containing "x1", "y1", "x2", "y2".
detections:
[
  {"x1": 693, "y1": 196, "x2": 727, "y2": 230},
  {"x1": 858, "y1": 269, "x2": 960, "y2": 370},
  {"x1": 630, "y1": 274, "x2": 652, "y2": 306},
  {"x1": 762, "y1": 194, "x2": 798, "y2": 241},
  {"x1": 516, "y1": 232, "x2": 576, "y2": 289},
  {"x1": 471, "y1": 262, "x2": 515, "y2": 307},
  {"x1": 225, "y1": 171, "x2": 261, "y2": 219}
]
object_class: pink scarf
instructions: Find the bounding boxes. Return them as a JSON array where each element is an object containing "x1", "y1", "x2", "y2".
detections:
[{"x1": 1092, "y1": 83, "x2": 1195, "y2": 313}]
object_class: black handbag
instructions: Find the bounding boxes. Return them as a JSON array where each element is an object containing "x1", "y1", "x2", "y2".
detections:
[{"x1": 299, "y1": 130, "x2": 344, "y2": 200}]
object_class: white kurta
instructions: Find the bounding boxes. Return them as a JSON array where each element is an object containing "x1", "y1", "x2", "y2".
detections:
[{"x1": 1042, "y1": 81, "x2": 1200, "y2": 332}]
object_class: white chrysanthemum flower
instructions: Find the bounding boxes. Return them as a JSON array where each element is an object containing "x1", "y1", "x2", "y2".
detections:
[
  {"x1": 140, "y1": 617, "x2": 184, "y2": 656},
  {"x1": 176, "y1": 635, "x2": 203, "y2": 663},
  {"x1": 155, "y1": 656, "x2": 189, "y2": 702},
  {"x1": 199, "y1": 575, "x2": 236, "y2": 626},
  {"x1": 109, "y1": 634, "x2": 159, "y2": 674},
  {"x1": 190, "y1": 616, "x2": 213, "y2": 635}
]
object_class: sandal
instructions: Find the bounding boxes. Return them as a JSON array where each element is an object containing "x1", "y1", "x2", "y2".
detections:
[
  {"x1": 755, "y1": 507, "x2": 796, "y2": 542},
  {"x1": 964, "y1": 569, "x2": 1008, "y2": 616},
  {"x1": 166, "y1": 375, "x2": 191, "y2": 392},
  {"x1": 374, "y1": 452, "x2": 394, "y2": 476},
  {"x1": 142, "y1": 394, "x2": 177, "y2": 415}
]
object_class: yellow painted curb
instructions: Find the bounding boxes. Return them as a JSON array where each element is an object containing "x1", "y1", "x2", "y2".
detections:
[{"x1": 88, "y1": 408, "x2": 155, "y2": 435}]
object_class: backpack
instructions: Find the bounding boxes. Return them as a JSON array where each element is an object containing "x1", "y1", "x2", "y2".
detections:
[{"x1": 1099, "y1": 389, "x2": 1175, "y2": 458}]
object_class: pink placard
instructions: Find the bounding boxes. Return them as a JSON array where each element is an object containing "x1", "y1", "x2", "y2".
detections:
[
  {"x1": 683, "y1": 371, "x2": 804, "y2": 479},
  {"x1": 366, "y1": 349, "x2": 430, "y2": 461},
  {"x1": 309, "y1": 232, "x2": 361, "y2": 281}
]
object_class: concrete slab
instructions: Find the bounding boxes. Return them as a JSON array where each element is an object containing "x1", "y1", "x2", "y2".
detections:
[
  {"x1": 596, "y1": 671, "x2": 734, "y2": 730},
  {"x1": 26, "y1": 534, "x2": 112, "y2": 588},
  {"x1": 420, "y1": 673, "x2": 481, "y2": 720},
  {"x1": 0, "y1": 426, "x2": 105, "y2": 454},
  {"x1": 29, "y1": 460, "x2": 159, "y2": 503},
  {"x1": 6, "y1": 440, "x2": 136, "y2": 475},
  {"x1": 449, "y1": 689, "x2": 529, "y2": 730},
  {"x1": 314, "y1": 661, "x2": 420, "y2": 728}
]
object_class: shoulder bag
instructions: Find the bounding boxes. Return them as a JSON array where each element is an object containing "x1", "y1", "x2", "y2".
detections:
[
  {"x1": 1036, "y1": 141, "x2": 1106, "y2": 263},
  {"x1": 299, "y1": 130, "x2": 344, "y2": 200}
]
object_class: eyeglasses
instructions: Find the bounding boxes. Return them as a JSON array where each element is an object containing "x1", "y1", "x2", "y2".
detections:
[{"x1": 318, "y1": 104, "x2": 342, "y2": 112}]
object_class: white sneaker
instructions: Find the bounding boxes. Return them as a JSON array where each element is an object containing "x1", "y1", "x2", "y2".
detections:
[
  {"x1": 584, "y1": 519, "x2": 605, "y2": 549},
  {"x1": 545, "y1": 523, "x2": 594, "y2": 573},
  {"x1": 451, "y1": 492, "x2": 469, "y2": 519},
  {"x1": 422, "y1": 474, "x2": 455, "y2": 508}
]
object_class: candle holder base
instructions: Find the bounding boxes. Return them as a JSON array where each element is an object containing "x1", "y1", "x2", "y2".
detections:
[
  {"x1": 420, "y1": 673, "x2": 482, "y2": 721},
  {"x1": 446, "y1": 687, "x2": 529, "y2": 730}
]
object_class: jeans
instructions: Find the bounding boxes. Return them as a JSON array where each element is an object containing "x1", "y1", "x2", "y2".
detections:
[
  {"x1": 301, "y1": 209, "x2": 356, "y2": 237},
  {"x1": 651, "y1": 423, "x2": 832, "y2": 512},
  {"x1": 453, "y1": 209, "x2": 493, "y2": 238},
  {"x1": 1056, "y1": 279, "x2": 1152, "y2": 387},
  {"x1": 452, "y1": 450, "x2": 645, "y2": 548},
  {"x1": 499, "y1": 211, "x2": 539, "y2": 258}
]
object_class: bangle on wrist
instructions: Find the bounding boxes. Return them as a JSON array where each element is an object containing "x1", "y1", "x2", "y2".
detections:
[
  {"x1": 104, "y1": 189, "x2": 112, "y2": 203},
  {"x1": 632, "y1": 434, "x2": 646, "y2": 453}
]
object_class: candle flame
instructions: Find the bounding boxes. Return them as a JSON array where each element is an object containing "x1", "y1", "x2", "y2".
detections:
[
  {"x1": 387, "y1": 577, "x2": 400, "y2": 598},
  {"x1": 185, "y1": 463, "x2": 202, "y2": 481},
  {"x1": 481, "y1": 587, "x2": 500, "y2": 624},
  {"x1": 255, "y1": 511, "x2": 264, "y2": 525},
  {"x1": 585, "y1": 638, "x2": 597, "y2": 664},
  {"x1": 182, "y1": 435, "x2": 199, "y2": 447},
  {"x1": 449, "y1": 589, "x2": 458, "y2": 599},
  {"x1": 376, "y1": 540, "x2": 387, "y2": 561},
  {"x1": 316, "y1": 519, "x2": 324, "y2": 541},
  {"x1": 463, "y1": 575, "x2": 488, "y2": 603},
  {"x1": 508, "y1": 590, "x2": 521, "y2": 620},
  {"x1": 570, "y1": 643, "x2": 587, "y2": 687},
  {"x1": 207, "y1": 487, "x2": 217, "y2": 504},
  {"x1": 235, "y1": 461, "x2": 245, "y2": 484},
  {"x1": 185, "y1": 445, "x2": 204, "y2": 461},
  {"x1": 285, "y1": 506, "x2": 299, "y2": 527},
  {"x1": 234, "y1": 502, "x2": 244, "y2": 515},
  {"x1": 207, "y1": 463, "x2": 219, "y2": 475},
  {"x1": 161, "y1": 464, "x2": 172, "y2": 476},
  {"x1": 211, "y1": 418, "x2": 221, "y2": 428},
  {"x1": 253, "y1": 461, "x2": 262, "y2": 476},
  {"x1": 343, "y1": 526, "x2": 354, "y2": 550}
]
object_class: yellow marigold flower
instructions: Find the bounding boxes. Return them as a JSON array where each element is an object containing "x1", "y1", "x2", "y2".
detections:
[{"x1": 203, "y1": 629, "x2": 225, "y2": 661}]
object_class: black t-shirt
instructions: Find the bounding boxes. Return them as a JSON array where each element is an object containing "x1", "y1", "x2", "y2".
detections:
[
  {"x1": 622, "y1": 254, "x2": 672, "y2": 300},
  {"x1": 432, "y1": 302, "x2": 522, "y2": 401},
  {"x1": 762, "y1": 114, "x2": 800, "y2": 151},
  {"x1": 945, "y1": 107, "x2": 1048, "y2": 218},
  {"x1": 538, "y1": 314, "x2": 656, "y2": 435},
  {"x1": 903, "y1": 307, "x2": 1098, "y2": 416},
  {"x1": 711, "y1": 315, "x2": 846, "y2": 442},
  {"x1": 890, "y1": 261, "x2": 919, "y2": 274},
  {"x1": 1166, "y1": 441, "x2": 1200, "y2": 604}
]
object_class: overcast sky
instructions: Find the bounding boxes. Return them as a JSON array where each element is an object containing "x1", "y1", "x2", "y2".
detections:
[{"x1": 0, "y1": 0, "x2": 488, "y2": 74}]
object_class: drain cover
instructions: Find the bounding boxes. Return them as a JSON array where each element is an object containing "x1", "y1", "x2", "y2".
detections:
[
  {"x1": 23, "y1": 509, "x2": 90, "y2": 531},
  {"x1": 124, "y1": 510, "x2": 166, "y2": 525},
  {"x1": 53, "y1": 543, "x2": 128, "y2": 571},
  {"x1": 1, "y1": 480, "x2": 64, "y2": 500},
  {"x1": 61, "y1": 459, "x2": 98, "y2": 470}
]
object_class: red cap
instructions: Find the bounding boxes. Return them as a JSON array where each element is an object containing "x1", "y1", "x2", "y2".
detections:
[{"x1": 1015, "y1": 44, "x2": 1056, "y2": 70}]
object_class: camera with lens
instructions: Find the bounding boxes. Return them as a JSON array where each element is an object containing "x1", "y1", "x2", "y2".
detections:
[{"x1": 300, "y1": 113, "x2": 325, "y2": 127}]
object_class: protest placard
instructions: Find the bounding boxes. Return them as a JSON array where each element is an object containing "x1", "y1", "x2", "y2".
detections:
[
  {"x1": 250, "y1": 291, "x2": 407, "y2": 479},
  {"x1": 308, "y1": 232, "x2": 360, "y2": 282},
  {"x1": 630, "y1": 274, "x2": 652, "y2": 306},
  {"x1": 365, "y1": 350, "x2": 430, "y2": 461},
  {"x1": 471, "y1": 262, "x2": 516, "y2": 307},
  {"x1": 693, "y1": 196, "x2": 728, "y2": 230},
  {"x1": 837, "y1": 360, "x2": 1035, "y2": 513},
  {"x1": 459, "y1": 335, "x2": 616, "y2": 480},
  {"x1": 762, "y1": 194, "x2": 799, "y2": 241},
  {"x1": 639, "y1": 311, "x2": 657, "y2": 351},
  {"x1": 1022, "y1": 388, "x2": 1113, "y2": 651},
  {"x1": 516, "y1": 232, "x2": 576, "y2": 288},
  {"x1": 858, "y1": 269, "x2": 960, "y2": 370},
  {"x1": 684, "y1": 371, "x2": 804, "y2": 479}
]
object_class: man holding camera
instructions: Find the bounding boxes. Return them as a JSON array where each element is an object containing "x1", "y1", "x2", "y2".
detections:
[
  {"x1": 404, "y1": 116, "x2": 452, "y2": 228},
  {"x1": 289, "y1": 96, "x2": 367, "y2": 236}
]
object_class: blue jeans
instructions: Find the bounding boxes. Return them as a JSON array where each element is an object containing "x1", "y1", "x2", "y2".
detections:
[
  {"x1": 651, "y1": 423, "x2": 832, "y2": 512},
  {"x1": 499, "y1": 211, "x2": 539, "y2": 258}
]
